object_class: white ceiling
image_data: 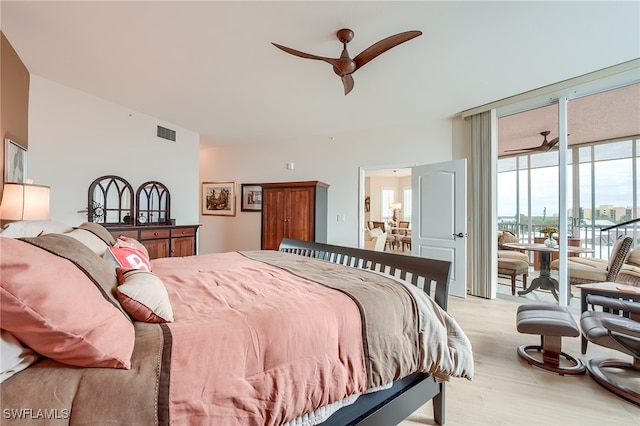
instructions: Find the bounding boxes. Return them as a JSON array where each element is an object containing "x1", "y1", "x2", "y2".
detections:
[{"x1": 2, "y1": 1, "x2": 639, "y2": 148}]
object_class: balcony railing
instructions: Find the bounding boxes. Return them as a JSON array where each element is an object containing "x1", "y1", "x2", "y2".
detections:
[{"x1": 498, "y1": 218, "x2": 639, "y2": 261}]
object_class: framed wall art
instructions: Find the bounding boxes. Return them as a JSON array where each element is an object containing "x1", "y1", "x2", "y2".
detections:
[
  {"x1": 202, "y1": 181, "x2": 236, "y2": 216},
  {"x1": 4, "y1": 139, "x2": 27, "y2": 183},
  {"x1": 241, "y1": 184, "x2": 262, "y2": 212}
]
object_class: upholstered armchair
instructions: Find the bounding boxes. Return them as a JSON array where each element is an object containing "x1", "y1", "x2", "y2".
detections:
[
  {"x1": 364, "y1": 227, "x2": 386, "y2": 252},
  {"x1": 497, "y1": 230, "x2": 529, "y2": 263},
  {"x1": 580, "y1": 295, "x2": 640, "y2": 405},
  {"x1": 550, "y1": 236, "x2": 633, "y2": 285}
]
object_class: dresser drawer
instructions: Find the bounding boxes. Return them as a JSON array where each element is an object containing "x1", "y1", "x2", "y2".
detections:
[
  {"x1": 110, "y1": 230, "x2": 139, "y2": 240},
  {"x1": 140, "y1": 229, "x2": 170, "y2": 240},
  {"x1": 171, "y1": 227, "x2": 195, "y2": 238}
]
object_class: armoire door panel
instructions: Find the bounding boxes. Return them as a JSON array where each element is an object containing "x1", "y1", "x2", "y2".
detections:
[
  {"x1": 262, "y1": 189, "x2": 287, "y2": 250},
  {"x1": 260, "y1": 181, "x2": 329, "y2": 250},
  {"x1": 287, "y1": 188, "x2": 314, "y2": 242}
]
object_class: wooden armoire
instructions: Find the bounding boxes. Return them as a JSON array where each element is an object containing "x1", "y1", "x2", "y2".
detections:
[{"x1": 260, "y1": 181, "x2": 329, "y2": 250}]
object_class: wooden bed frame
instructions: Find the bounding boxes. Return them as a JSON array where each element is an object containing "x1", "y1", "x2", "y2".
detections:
[{"x1": 278, "y1": 238, "x2": 453, "y2": 425}]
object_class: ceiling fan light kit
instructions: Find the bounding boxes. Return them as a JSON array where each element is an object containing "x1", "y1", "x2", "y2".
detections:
[{"x1": 272, "y1": 28, "x2": 422, "y2": 95}]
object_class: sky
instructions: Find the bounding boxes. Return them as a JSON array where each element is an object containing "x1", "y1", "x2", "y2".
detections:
[{"x1": 497, "y1": 156, "x2": 635, "y2": 218}]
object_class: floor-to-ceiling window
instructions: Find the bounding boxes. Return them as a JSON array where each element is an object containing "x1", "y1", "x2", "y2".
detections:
[
  {"x1": 498, "y1": 136, "x2": 639, "y2": 259},
  {"x1": 497, "y1": 83, "x2": 639, "y2": 264}
]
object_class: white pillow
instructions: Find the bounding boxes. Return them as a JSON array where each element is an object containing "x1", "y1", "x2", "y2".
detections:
[
  {"x1": 369, "y1": 227, "x2": 384, "y2": 237},
  {"x1": 0, "y1": 220, "x2": 73, "y2": 238},
  {"x1": 115, "y1": 268, "x2": 173, "y2": 323},
  {"x1": 64, "y1": 228, "x2": 110, "y2": 256},
  {"x1": 1, "y1": 330, "x2": 39, "y2": 383}
]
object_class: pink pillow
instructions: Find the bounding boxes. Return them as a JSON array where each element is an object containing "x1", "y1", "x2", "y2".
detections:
[
  {"x1": 0, "y1": 237, "x2": 135, "y2": 369},
  {"x1": 106, "y1": 246, "x2": 151, "y2": 271},
  {"x1": 115, "y1": 268, "x2": 174, "y2": 323},
  {"x1": 117, "y1": 236, "x2": 150, "y2": 260}
]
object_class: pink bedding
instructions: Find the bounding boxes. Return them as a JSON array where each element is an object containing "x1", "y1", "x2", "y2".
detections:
[
  {"x1": 154, "y1": 251, "x2": 368, "y2": 425},
  {"x1": 1, "y1": 248, "x2": 473, "y2": 426}
]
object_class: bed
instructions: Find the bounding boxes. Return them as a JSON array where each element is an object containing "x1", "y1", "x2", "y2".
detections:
[{"x1": 0, "y1": 222, "x2": 473, "y2": 426}]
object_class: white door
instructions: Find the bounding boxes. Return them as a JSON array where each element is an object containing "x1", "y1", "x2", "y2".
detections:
[{"x1": 412, "y1": 159, "x2": 467, "y2": 298}]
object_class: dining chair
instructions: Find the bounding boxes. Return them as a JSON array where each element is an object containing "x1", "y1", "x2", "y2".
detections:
[{"x1": 398, "y1": 221, "x2": 410, "y2": 236}]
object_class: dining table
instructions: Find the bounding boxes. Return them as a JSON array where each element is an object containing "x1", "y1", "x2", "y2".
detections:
[{"x1": 502, "y1": 242, "x2": 594, "y2": 301}]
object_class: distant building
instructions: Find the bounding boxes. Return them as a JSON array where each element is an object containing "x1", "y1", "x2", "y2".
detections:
[{"x1": 568, "y1": 205, "x2": 638, "y2": 222}]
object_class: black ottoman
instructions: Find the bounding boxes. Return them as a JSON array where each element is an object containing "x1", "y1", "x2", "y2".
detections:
[{"x1": 516, "y1": 304, "x2": 585, "y2": 375}]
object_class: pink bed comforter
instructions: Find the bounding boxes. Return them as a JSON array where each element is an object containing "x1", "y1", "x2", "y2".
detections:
[
  {"x1": 153, "y1": 251, "x2": 369, "y2": 425},
  {"x1": 1, "y1": 249, "x2": 472, "y2": 426}
]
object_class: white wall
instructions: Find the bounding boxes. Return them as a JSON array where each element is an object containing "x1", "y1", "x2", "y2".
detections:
[
  {"x1": 199, "y1": 121, "x2": 454, "y2": 254},
  {"x1": 27, "y1": 75, "x2": 200, "y2": 227},
  {"x1": 26, "y1": 75, "x2": 461, "y2": 255}
]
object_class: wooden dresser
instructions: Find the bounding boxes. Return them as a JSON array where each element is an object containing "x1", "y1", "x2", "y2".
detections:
[
  {"x1": 107, "y1": 224, "x2": 200, "y2": 259},
  {"x1": 261, "y1": 181, "x2": 329, "y2": 250}
]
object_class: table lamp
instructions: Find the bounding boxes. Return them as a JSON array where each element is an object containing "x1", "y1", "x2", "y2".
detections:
[
  {"x1": 0, "y1": 182, "x2": 51, "y2": 227},
  {"x1": 389, "y1": 202, "x2": 402, "y2": 222}
]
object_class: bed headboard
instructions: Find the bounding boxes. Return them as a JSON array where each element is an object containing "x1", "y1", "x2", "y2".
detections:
[{"x1": 278, "y1": 238, "x2": 452, "y2": 311}]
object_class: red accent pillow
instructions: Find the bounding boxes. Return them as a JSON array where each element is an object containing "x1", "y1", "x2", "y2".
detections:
[
  {"x1": 107, "y1": 246, "x2": 151, "y2": 271},
  {"x1": 117, "y1": 236, "x2": 150, "y2": 260}
]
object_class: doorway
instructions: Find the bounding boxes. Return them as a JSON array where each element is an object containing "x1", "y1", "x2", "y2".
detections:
[{"x1": 362, "y1": 167, "x2": 412, "y2": 253}]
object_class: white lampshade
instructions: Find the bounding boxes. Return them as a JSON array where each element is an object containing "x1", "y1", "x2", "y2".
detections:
[
  {"x1": 0, "y1": 183, "x2": 51, "y2": 222},
  {"x1": 389, "y1": 202, "x2": 402, "y2": 210}
]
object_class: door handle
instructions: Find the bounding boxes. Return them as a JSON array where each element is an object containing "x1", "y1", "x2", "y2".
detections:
[{"x1": 453, "y1": 232, "x2": 466, "y2": 239}]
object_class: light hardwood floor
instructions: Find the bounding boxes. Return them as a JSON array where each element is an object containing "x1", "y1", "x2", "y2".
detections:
[{"x1": 399, "y1": 289, "x2": 640, "y2": 425}]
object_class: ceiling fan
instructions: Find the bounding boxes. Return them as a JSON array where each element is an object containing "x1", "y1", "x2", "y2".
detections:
[
  {"x1": 272, "y1": 28, "x2": 422, "y2": 95},
  {"x1": 504, "y1": 131, "x2": 560, "y2": 153}
]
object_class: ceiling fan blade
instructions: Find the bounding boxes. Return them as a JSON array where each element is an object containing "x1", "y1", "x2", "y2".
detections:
[
  {"x1": 342, "y1": 75, "x2": 354, "y2": 95},
  {"x1": 547, "y1": 137, "x2": 560, "y2": 149},
  {"x1": 353, "y1": 30, "x2": 422, "y2": 70},
  {"x1": 271, "y1": 43, "x2": 339, "y2": 67},
  {"x1": 504, "y1": 147, "x2": 539, "y2": 153}
]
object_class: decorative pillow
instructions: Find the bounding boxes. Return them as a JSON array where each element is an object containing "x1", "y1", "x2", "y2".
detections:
[
  {"x1": 64, "y1": 228, "x2": 110, "y2": 256},
  {"x1": 366, "y1": 227, "x2": 384, "y2": 240},
  {"x1": 627, "y1": 247, "x2": 640, "y2": 267},
  {"x1": 106, "y1": 245, "x2": 152, "y2": 272},
  {"x1": 76, "y1": 222, "x2": 116, "y2": 246},
  {"x1": 115, "y1": 268, "x2": 174, "y2": 323},
  {"x1": 0, "y1": 330, "x2": 39, "y2": 383},
  {"x1": 498, "y1": 230, "x2": 519, "y2": 248},
  {"x1": 0, "y1": 220, "x2": 73, "y2": 238},
  {"x1": 0, "y1": 236, "x2": 134, "y2": 369},
  {"x1": 117, "y1": 236, "x2": 150, "y2": 260}
]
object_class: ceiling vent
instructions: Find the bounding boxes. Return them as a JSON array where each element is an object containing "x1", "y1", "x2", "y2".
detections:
[{"x1": 157, "y1": 125, "x2": 176, "y2": 142}]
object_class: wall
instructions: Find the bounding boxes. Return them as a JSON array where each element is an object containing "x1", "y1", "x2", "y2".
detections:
[
  {"x1": 25, "y1": 76, "x2": 465, "y2": 256},
  {"x1": 1, "y1": 32, "x2": 30, "y2": 188},
  {"x1": 199, "y1": 120, "x2": 454, "y2": 254},
  {"x1": 27, "y1": 75, "x2": 200, "y2": 228}
]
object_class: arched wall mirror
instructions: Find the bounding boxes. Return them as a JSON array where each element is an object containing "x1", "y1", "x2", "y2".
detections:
[
  {"x1": 136, "y1": 181, "x2": 171, "y2": 225},
  {"x1": 87, "y1": 175, "x2": 134, "y2": 225}
]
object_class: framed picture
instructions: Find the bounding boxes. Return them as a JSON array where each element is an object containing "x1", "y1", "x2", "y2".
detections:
[
  {"x1": 202, "y1": 181, "x2": 236, "y2": 216},
  {"x1": 4, "y1": 139, "x2": 27, "y2": 183},
  {"x1": 241, "y1": 184, "x2": 262, "y2": 212}
]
